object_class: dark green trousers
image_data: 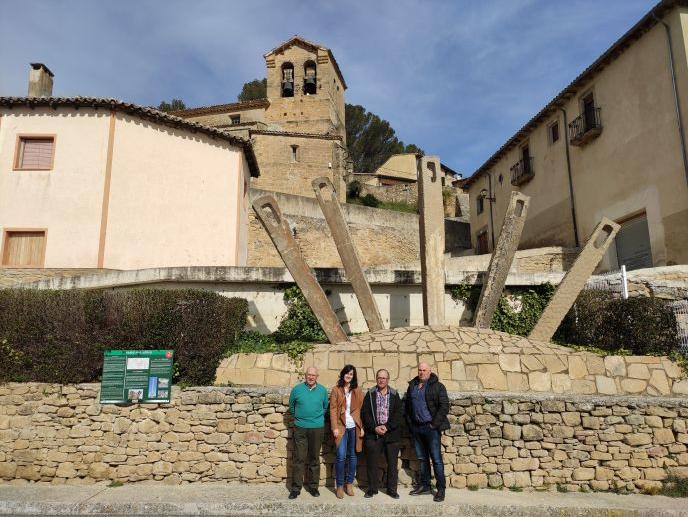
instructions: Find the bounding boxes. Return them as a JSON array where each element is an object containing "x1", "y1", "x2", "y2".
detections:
[{"x1": 291, "y1": 426, "x2": 324, "y2": 491}]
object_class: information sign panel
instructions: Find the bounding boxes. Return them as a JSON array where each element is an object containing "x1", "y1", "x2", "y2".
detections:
[{"x1": 100, "y1": 350, "x2": 174, "y2": 404}]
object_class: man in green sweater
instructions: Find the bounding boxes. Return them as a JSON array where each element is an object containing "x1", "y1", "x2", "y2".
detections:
[{"x1": 288, "y1": 366, "x2": 329, "y2": 499}]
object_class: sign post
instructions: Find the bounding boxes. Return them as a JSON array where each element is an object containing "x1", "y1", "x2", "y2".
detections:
[{"x1": 100, "y1": 350, "x2": 174, "y2": 404}]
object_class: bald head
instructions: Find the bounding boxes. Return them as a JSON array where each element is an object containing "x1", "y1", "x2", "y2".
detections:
[
  {"x1": 304, "y1": 367, "x2": 318, "y2": 387},
  {"x1": 418, "y1": 362, "x2": 432, "y2": 383}
]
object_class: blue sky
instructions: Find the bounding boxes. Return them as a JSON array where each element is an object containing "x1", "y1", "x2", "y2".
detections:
[{"x1": 0, "y1": 0, "x2": 656, "y2": 175}]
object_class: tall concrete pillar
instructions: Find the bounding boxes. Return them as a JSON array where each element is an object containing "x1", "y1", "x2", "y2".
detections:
[
  {"x1": 529, "y1": 218, "x2": 620, "y2": 342},
  {"x1": 312, "y1": 177, "x2": 384, "y2": 332},
  {"x1": 417, "y1": 155, "x2": 446, "y2": 326},
  {"x1": 252, "y1": 194, "x2": 349, "y2": 344},
  {"x1": 474, "y1": 192, "x2": 530, "y2": 328}
]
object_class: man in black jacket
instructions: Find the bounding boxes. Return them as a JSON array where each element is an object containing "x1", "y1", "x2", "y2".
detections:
[
  {"x1": 405, "y1": 362, "x2": 449, "y2": 502},
  {"x1": 361, "y1": 368, "x2": 403, "y2": 499}
]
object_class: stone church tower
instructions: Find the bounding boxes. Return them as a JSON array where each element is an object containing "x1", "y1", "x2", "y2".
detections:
[{"x1": 174, "y1": 36, "x2": 348, "y2": 201}]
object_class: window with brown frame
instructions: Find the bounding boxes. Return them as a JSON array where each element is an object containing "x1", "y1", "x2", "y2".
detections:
[
  {"x1": 2, "y1": 230, "x2": 46, "y2": 267},
  {"x1": 15, "y1": 136, "x2": 55, "y2": 170}
]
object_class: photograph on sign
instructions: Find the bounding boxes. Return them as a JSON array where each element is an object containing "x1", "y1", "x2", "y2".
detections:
[{"x1": 126, "y1": 357, "x2": 150, "y2": 370}]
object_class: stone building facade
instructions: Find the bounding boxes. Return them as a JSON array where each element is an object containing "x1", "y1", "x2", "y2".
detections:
[{"x1": 175, "y1": 37, "x2": 349, "y2": 202}]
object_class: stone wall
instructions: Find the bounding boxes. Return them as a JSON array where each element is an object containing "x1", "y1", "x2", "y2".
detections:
[
  {"x1": 1, "y1": 383, "x2": 687, "y2": 493},
  {"x1": 216, "y1": 327, "x2": 688, "y2": 398},
  {"x1": 247, "y1": 189, "x2": 423, "y2": 268},
  {"x1": 356, "y1": 182, "x2": 470, "y2": 221},
  {"x1": 0, "y1": 269, "x2": 115, "y2": 288}
]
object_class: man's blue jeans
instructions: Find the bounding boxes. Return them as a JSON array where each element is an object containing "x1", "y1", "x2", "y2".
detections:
[
  {"x1": 412, "y1": 424, "x2": 445, "y2": 489},
  {"x1": 335, "y1": 427, "x2": 357, "y2": 487}
]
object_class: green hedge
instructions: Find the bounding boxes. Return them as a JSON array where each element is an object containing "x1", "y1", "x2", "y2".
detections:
[
  {"x1": 0, "y1": 289, "x2": 247, "y2": 385},
  {"x1": 450, "y1": 284, "x2": 680, "y2": 356},
  {"x1": 557, "y1": 290, "x2": 679, "y2": 356}
]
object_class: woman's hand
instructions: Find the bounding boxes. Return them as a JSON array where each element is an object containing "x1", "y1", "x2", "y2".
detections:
[
  {"x1": 333, "y1": 428, "x2": 340, "y2": 439},
  {"x1": 360, "y1": 428, "x2": 365, "y2": 437}
]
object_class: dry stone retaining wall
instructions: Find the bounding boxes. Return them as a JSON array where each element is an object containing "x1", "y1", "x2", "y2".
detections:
[
  {"x1": 216, "y1": 326, "x2": 688, "y2": 398},
  {"x1": 0, "y1": 383, "x2": 687, "y2": 493}
]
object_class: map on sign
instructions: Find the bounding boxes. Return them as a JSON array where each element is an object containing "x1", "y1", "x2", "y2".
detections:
[{"x1": 100, "y1": 350, "x2": 174, "y2": 404}]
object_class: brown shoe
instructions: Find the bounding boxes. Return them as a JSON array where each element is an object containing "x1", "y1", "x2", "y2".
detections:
[
  {"x1": 345, "y1": 483, "x2": 354, "y2": 496},
  {"x1": 336, "y1": 486, "x2": 344, "y2": 499}
]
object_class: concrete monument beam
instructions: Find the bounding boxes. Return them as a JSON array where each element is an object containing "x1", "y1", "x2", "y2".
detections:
[
  {"x1": 312, "y1": 177, "x2": 384, "y2": 332},
  {"x1": 417, "y1": 155, "x2": 446, "y2": 325},
  {"x1": 474, "y1": 192, "x2": 530, "y2": 328},
  {"x1": 529, "y1": 218, "x2": 620, "y2": 342},
  {"x1": 251, "y1": 194, "x2": 349, "y2": 344}
]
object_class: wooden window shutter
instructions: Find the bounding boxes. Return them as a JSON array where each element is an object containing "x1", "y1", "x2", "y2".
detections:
[
  {"x1": 2, "y1": 231, "x2": 46, "y2": 266},
  {"x1": 18, "y1": 137, "x2": 54, "y2": 169}
]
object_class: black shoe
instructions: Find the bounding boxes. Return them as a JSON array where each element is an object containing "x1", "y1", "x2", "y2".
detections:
[
  {"x1": 409, "y1": 485, "x2": 432, "y2": 496},
  {"x1": 387, "y1": 490, "x2": 400, "y2": 499},
  {"x1": 307, "y1": 487, "x2": 320, "y2": 497},
  {"x1": 364, "y1": 489, "x2": 377, "y2": 498},
  {"x1": 288, "y1": 490, "x2": 299, "y2": 499},
  {"x1": 433, "y1": 489, "x2": 445, "y2": 502}
]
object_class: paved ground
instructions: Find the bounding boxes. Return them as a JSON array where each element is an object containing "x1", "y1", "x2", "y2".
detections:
[{"x1": 0, "y1": 482, "x2": 687, "y2": 516}]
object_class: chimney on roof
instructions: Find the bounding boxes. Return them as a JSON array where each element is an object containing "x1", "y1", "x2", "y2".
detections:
[{"x1": 28, "y1": 63, "x2": 54, "y2": 97}]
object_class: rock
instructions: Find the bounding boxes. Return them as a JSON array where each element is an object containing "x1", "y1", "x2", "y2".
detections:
[
  {"x1": 528, "y1": 372, "x2": 551, "y2": 392},
  {"x1": 0, "y1": 462, "x2": 18, "y2": 479},
  {"x1": 653, "y1": 428, "x2": 675, "y2": 445},
  {"x1": 567, "y1": 356, "x2": 588, "y2": 379},
  {"x1": 522, "y1": 424, "x2": 543, "y2": 441},
  {"x1": 503, "y1": 423, "x2": 522, "y2": 441},
  {"x1": 604, "y1": 356, "x2": 626, "y2": 377},
  {"x1": 466, "y1": 473, "x2": 488, "y2": 488},
  {"x1": 511, "y1": 458, "x2": 538, "y2": 471},
  {"x1": 477, "y1": 364, "x2": 507, "y2": 391},
  {"x1": 572, "y1": 467, "x2": 595, "y2": 481},
  {"x1": 627, "y1": 364, "x2": 650, "y2": 380},
  {"x1": 649, "y1": 371, "x2": 670, "y2": 396},
  {"x1": 55, "y1": 463, "x2": 78, "y2": 479},
  {"x1": 152, "y1": 462, "x2": 173, "y2": 475},
  {"x1": 88, "y1": 463, "x2": 111, "y2": 479},
  {"x1": 595, "y1": 376, "x2": 617, "y2": 395},
  {"x1": 498, "y1": 355, "x2": 520, "y2": 372}
]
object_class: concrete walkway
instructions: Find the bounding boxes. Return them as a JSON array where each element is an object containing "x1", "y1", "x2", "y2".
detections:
[{"x1": 0, "y1": 483, "x2": 686, "y2": 516}]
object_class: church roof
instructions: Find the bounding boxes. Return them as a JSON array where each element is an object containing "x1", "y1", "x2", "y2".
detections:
[
  {"x1": 172, "y1": 98, "x2": 269, "y2": 118},
  {"x1": 264, "y1": 36, "x2": 347, "y2": 90}
]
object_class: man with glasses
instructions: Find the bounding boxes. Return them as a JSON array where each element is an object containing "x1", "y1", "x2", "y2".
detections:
[{"x1": 361, "y1": 368, "x2": 403, "y2": 499}]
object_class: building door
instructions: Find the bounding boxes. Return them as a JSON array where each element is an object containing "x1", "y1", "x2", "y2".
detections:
[
  {"x1": 582, "y1": 92, "x2": 596, "y2": 131},
  {"x1": 476, "y1": 231, "x2": 489, "y2": 255},
  {"x1": 615, "y1": 214, "x2": 652, "y2": 271}
]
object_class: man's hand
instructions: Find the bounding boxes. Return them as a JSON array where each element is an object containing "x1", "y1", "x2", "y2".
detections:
[
  {"x1": 375, "y1": 425, "x2": 387, "y2": 435},
  {"x1": 333, "y1": 428, "x2": 340, "y2": 439}
]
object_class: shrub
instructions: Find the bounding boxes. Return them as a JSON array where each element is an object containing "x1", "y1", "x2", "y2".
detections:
[
  {"x1": 346, "y1": 180, "x2": 362, "y2": 199},
  {"x1": 558, "y1": 291, "x2": 679, "y2": 356},
  {"x1": 360, "y1": 193, "x2": 380, "y2": 207},
  {"x1": 273, "y1": 286, "x2": 327, "y2": 344},
  {"x1": 0, "y1": 289, "x2": 247, "y2": 385}
]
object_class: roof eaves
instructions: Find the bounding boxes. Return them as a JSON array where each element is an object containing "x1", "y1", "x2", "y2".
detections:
[{"x1": 0, "y1": 96, "x2": 261, "y2": 177}]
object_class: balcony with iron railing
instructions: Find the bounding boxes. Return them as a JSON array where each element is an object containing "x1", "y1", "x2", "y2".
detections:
[
  {"x1": 510, "y1": 157, "x2": 534, "y2": 186},
  {"x1": 569, "y1": 107, "x2": 602, "y2": 146}
]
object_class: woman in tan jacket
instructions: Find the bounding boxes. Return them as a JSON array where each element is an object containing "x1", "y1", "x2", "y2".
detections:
[{"x1": 330, "y1": 364, "x2": 364, "y2": 498}]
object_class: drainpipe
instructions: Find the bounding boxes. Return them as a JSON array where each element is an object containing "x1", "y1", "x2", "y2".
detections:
[
  {"x1": 559, "y1": 106, "x2": 580, "y2": 247},
  {"x1": 653, "y1": 12, "x2": 688, "y2": 188},
  {"x1": 487, "y1": 172, "x2": 496, "y2": 250}
]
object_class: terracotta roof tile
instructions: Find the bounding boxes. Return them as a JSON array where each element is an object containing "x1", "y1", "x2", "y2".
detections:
[{"x1": 172, "y1": 98, "x2": 269, "y2": 118}]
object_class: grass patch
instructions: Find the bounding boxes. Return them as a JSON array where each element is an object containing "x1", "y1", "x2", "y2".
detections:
[
  {"x1": 658, "y1": 476, "x2": 688, "y2": 498},
  {"x1": 508, "y1": 486, "x2": 523, "y2": 492},
  {"x1": 467, "y1": 485, "x2": 479, "y2": 491},
  {"x1": 556, "y1": 484, "x2": 567, "y2": 493},
  {"x1": 108, "y1": 480, "x2": 124, "y2": 488}
]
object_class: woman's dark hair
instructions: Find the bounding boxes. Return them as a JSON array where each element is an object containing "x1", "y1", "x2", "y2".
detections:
[{"x1": 337, "y1": 364, "x2": 358, "y2": 389}]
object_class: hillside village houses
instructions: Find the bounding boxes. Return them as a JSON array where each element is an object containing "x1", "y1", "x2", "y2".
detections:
[{"x1": 462, "y1": 0, "x2": 688, "y2": 272}]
